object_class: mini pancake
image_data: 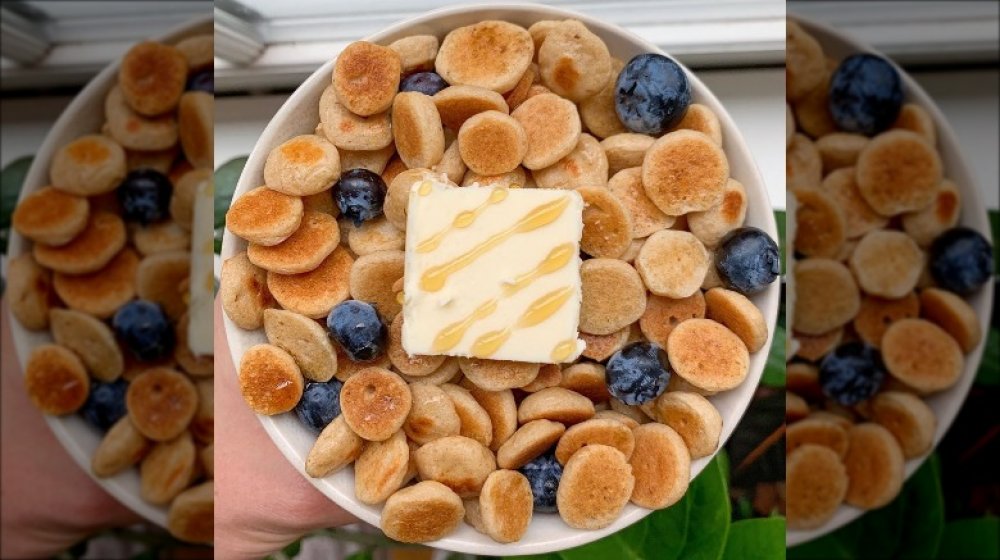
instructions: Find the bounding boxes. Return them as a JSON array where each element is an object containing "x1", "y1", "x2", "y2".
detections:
[
  {"x1": 173, "y1": 33, "x2": 212, "y2": 71},
  {"x1": 53, "y1": 248, "x2": 137, "y2": 319},
  {"x1": 104, "y1": 86, "x2": 178, "y2": 151},
  {"x1": 25, "y1": 344, "x2": 89, "y2": 415},
  {"x1": 403, "y1": 382, "x2": 461, "y2": 444},
  {"x1": 792, "y1": 187, "x2": 846, "y2": 258},
  {"x1": 673, "y1": 104, "x2": 723, "y2": 146},
  {"x1": 319, "y1": 86, "x2": 393, "y2": 151},
  {"x1": 220, "y1": 251, "x2": 276, "y2": 329},
  {"x1": 510, "y1": 92, "x2": 581, "y2": 170},
  {"x1": 786, "y1": 133, "x2": 822, "y2": 190},
  {"x1": 305, "y1": 415, "x2": 364, "y2": 477},
  {"x1": 902, "y1": 179, "x2": 960, "y2": 247},
  {"x1": 389, "y1": 314, "x2": 446, "y2": 375},
  {"x1": 853, "y1": 292, "x2": 920, "y2": 347},
  {"x1": 578, "y1": 57, "x2": 627, "y2": 139},
  {"x1": 170, "y1": 168, "x2": 210, "y2": 231},
  {"x1": 602, "y1": 133, "x2": 655, "y2": 175},
  {"x1": 247, "y1": 211, "x2": 340, "y2": 275},
  {"x1": 268, "y1": 247, "x2": 354, "y2": 320},
  {"x1": 667, "y1": 318, "x2": 749, "y2": 392},
  {"x1": 385, "y1": 168, "x2": 434, "y2": 230},
  {"x1": 237, "y1": 344, "x2": 304, "y2": 416},
  {"x1": 786, "y1": 103, "x2": 795, "y2": 146},
  {"x1": 538, "y1": 20, "x2": 611, "y2": 102},
  {"x1": 136, "y1": 250, "x2": 190, "y2": 318},
  {"x1": 133, "y1": 221, "x2": 191, "y2": 255},
  {"x1": 433, "y1": 85, "x2": 509, "y2": 131},
  {"x1": 457, "y1": 110, "x2": 527, "y2": 175},
  {"x1": 190, "y1": 379, "x2": 213, "y2": 443},
  {"x1": 302, "y1": 189, "x2": 338, "y2": 218},
  {"x1": 440, "y1": 383, "x2": 494, "y2": 447},
  {"x1": 688, "y1": 178, "x2": 747, "y2": 247},
  {"x1": 882, "y1": 318, "x2": 963, "y2": 393},
  {"x1": 349, "y1": 249, "x2": 404, "y2": 319},
  {"x1": 393, "y1": 91, "x2": 446, "y2": 169},
  {"x1": 92, "y1": 416, "x2": 150, "y2": 478},
  {"x1": 793, "y1": 328, "x2": 843, "y2": 363},
  {"x1": 34, "y1": 212, "x2": 125, "y2": 275},
  {"x1": 50, "y1": 134, "x2": 127, "y2": 196},
  {"x1": 792, "y1": 74, "x2": 837, "y2": 139},
  {"x1": 178, "y1": 91, "x2": 212, "y2": 169},
  {"x1": 849, "y1": 230, "x2": 923, "y2": 298},
  {"x1": 458, "y1": 357, "x2": 540, "y2": 392},
  {"x1": 127, "y1": 368, "x2": 198, "y2": 440},
  {"x1": 119, "y1": 41, "x2": 187, "y2": 116},
  {"x1": 648, "y1": 391, "x2": 722, "y2": 459},
  {"x1": 786, "y1": 444, "x2": 848, "y2": 530},
  {"x1": 479, "y1": 470, "x2": 533, "y2": 543},
  {"x1": 629, "y1": 423, "x2": 690, "y2": 509},
  {"x1": 577, "y1": 186, "x2": 631, "y2": 258},
  {"x1": 786, "y1": 362, "x2": 823, "y2": 400},
  {"x1": 579, "y1": 327, "x2": 629, "y2": 362},
  {"x1": 593, "y1": 409, "x2": 640, "y2": 430},
  {"x1": 642, "y1": 129, "x2": 729, "y2": 215},
  {"x1": 462, "y1": 166, "x2": 527, "y2": 188},
  {"x1": 415, "y1": 435, "x2": 496, "y2": 497},
  {"x1": 856, "y1": 130, "x2": 943, "y2": 216},
  {"x1": 333, "y1": 41, "x2": 400, "y2": 117},
  {"x1": 126, "y1": 145, "x2": 177, "y2": 174},
  {"x1": 639, "y1": 292, "x2": 706, "y2": 349},
  {"x1": 226, "y1": 186, "x2": 303, "y2": 246},
  {"x1": 381, "y1": 481, "x2": 464, "y2": 543},
  {"x1": 534, "y1": 133, "x2": 609, "y2": 189},
  {"x1": 610, "y1": 397, "x2": 652, "y2": 425},
  {"x1": 355, "y1": 430, "x2": 409, "y2": 504},
  {"x1": 809, "y1": 410, "x2": 854, "y2": 432},
  {"x1": 517, "y1": 387, "x2": 595, "y2": 425},
  {"x1": 7, "y1": 254, "x2": 53, "y2": 330},
  {"x1": 793, "y1": 258, "x2": 861, "y2": 335},
  {"x1": 786, "y1": 21, "x2": 826, "y2": 101},
  {"x1": 334, "y1": 344, "x2": 391, "y2": 383},
  {"x1": 844, "y1": 423, "x2": 905, "y2": 509},
  {"x1": 263, "y1": 308, "x2": 337, "y2": 382},
  {"x1": 167, "y1": 482, "x2": 213, "y2": 545},
  {"x1": 340, "y1": 144, "x2": 396, "y2": 176},
  {"x1": 431, "y1": 131, "x2": 468, "y2": 184},
  {"x1": 400, "y1": 356, "x2": 461, "y2": 385},
  {"x1": 892, "y1": 103, "x2": 937, "y2": 145},
  {"x1": 12, "y1": 186, "x2": 89, "y2": 246},
  {"x1": 436, "y1": 20, "x2": 534, "y2": 93},
  {"x1": 341, "y1": 367, "x2": 412, "y2": 441},
  {"x1": 527, "y1": 20, "x2": 565, "y2": 55},
  {"x1": 175, "y1": 313, "x2": 212, "y2": 378},
  {"x1": 558, "y1": 444, "x2": 634, "y2": 529},
  {"x1": 705, "y1": 287, "x2": 768, "y2": 352},
  {"x1": 635, "y1": 230, "x2": 709, "y2": 298},
  {"x1": 579, "y1": 258, "x2": 646, "y2": 335},
  {"x1": 263, "y1": 134, "x2": 341, "y2": 197},
  {"x1": 816, "y1": 133, "x2": 868, "y2": 173},
  {"x1": 920, "y1": 287, "x2": 981, "y2": 352},
  {"x1": 869, "y1": 391, "x2": 936, "y2": 459},
  {"x1": 348, "y1": 216, "x2": 404, "y2": 255},
  {"x1": 519, "y1": 362, "x2": 562, "y2": 392},
  {"x1": 49, "y1": 308, "x2": 123, "y2": 382},
  {"x1": 555, "y1": 418, "x2": 635, "y2": 465},
  {"x1": 559, "y1": 362, "x2": 610, "y2": 403},
  {"x1": 787, "y1": 417, "x2": 849, "y2": 458},
  {"x1": 821, "y1": 167, "x2": 887, "y2": 238},
  {"x1": 140, "y1": 432, "x2": 195, "y2": 505},
  {"x1": 496, "y1": 419, "x2": 565, "y2": 469},
  {"x1": 388, "y1": 34, "x2": 438, "y2": 73},
  {"x1": 701, "y1": 250, "x2": 723, "y2": 289},
  {"x1": 459, "y1": 379, "x2": 518, "y2": 451}
]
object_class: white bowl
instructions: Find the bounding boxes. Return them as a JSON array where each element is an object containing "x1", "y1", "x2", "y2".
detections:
[
  {"x1": 222, "y1": 4, "x2": 780, "y2": 555},
  {"x1": 788, "y1": 16, "x2": 995, "y2": 547},
  {"x1": 6, "y1": 16, "x2": 213, "y2": 529}
]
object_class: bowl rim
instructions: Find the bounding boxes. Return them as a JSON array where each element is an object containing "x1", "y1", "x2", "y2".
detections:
[
  {"x1": 5, "y1": 15, "x2": 214, "y2": 530},
  {"x1": 787, "y1": 14, "x2": 995, "y2": 547},
  {"x1": 221, "y1": 2, "x2": 780, "y2": 554}
]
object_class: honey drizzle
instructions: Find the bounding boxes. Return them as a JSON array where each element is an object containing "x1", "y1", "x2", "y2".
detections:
[
  {"x1": 551, "y1": 339, "x2": 578, "y2": 362},
  {"x1": 470, "y1": 286, "x2": 576, "y2": 358},
  {"x1": 503, "y1": 243, "x2": 575, "y2": 295},
  {"x1": 417, "y1": 187, "x2": 509, "y2": 253},
  {"x1": 418, "y1": 180, "x2": 433, "y2": 196},
  {"x1": 432, "y1": 299, "x2": 499, "y2": 353}
]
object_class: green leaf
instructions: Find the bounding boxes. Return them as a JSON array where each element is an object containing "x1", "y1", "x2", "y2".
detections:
[
  {"x1": 975, "y1": 327, "x2": 999, "y2": 386},
  {"x1": 677, "y1": 456, "x2": 731, "y2": 560},
  {"x1": 280, "y1": 539, "x2": 302, "y2": 558},
  {"x1": 721, "y1": 517, "x2": 785, "y2": 560},
  {"x1": 937, "y1": 517, "x2": 999, "y2": 559},
  {"x1": 344, "y1": 551, "x2": 373, "y2": 560},
  {"x1": 774, "y1": 210, "x2": 786, "y2": 275},
  {"x1": 761, "y1": 324, "x2": 786, "y2": 388},
  {"x1": 214, "y1": 156, "x2": 248, "y2": 254},
  {"x1": 1, "y1": 156, "x2": 33, "y2": 255}
]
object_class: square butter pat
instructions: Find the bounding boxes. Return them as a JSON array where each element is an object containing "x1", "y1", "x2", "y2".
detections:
[{"x1": 402, "y1": 179, "x2": 586, "y2": 363}]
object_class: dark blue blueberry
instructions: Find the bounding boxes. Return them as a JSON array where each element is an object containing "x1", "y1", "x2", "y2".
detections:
[
  {"x1": 117, "y1": 169, "x2": 172, "y2": 225},
  {"x1": 112, "y1": 300, "x2": 175, "y2": 361},
  {"x1": 295, "y1": 379, "x2": 344, "y2": 434},
  {"x1": 716, "y1": 227, "x2": 780, "y2": 296},
  {"x1": 333, "y1": 169, "x2": 387, "y2": 226},
  {"x1": 79, "y1": 379, "x2": 128, "y2": 432},
  {"x1": 520, "y1": 452, "x2": 562, "y2": 513},
  {"x1": 929, "y1": 227, "x2": 993, "y2": 296},
  {"x1": 614, "y1": 53, "x2": 691, "y2": 135},
  {"x1": 399, "y1": 71, "x2": 448, "y2": 96},
  {"x1": 828, "y1": 54, "x2": 903, "y2": 136},
  {"x1": 606, "y1": 342, "x2": 671, "y2": 406},
  {"x1": 186, "y1": 69, "x2": 213, "y2": 93},
  {"x1": 326, "y1": 300, "x2": 386, "y2": 362},
  {"x1": 819, "y1": 343, "x2": 885, "y2": 406}
]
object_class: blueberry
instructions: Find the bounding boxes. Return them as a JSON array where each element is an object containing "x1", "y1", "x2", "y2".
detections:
[
  {"x1": 186, "y1": 69, "x2": 213, "y2": 93},
  {"x1": 112, "y1": 300, "x2": 175, "y2": 361},
  {"x1": 79, "y1": 379, "x2": 128, "y2": 432},
  {"x1": 333, "y1": 169, "x2": 387, "y2": 226},
  {"x1": 520, "y1": 452, "x2": 562, "y2": 512},
  {"x1": 819, "y1": 343, "x2": 886, "y2": 405},
  {"x1": 929, "y1": 227, "x2": 993, "y2": 296},
  {"x1": 606, "y1": 342, "x2": 671, "y2": 405},
  {"x1": 295, "y1": 379, "x2": 344, "y2": 434},
  {"x1": 399, "y1": 71, "x2": 448, "y2": 96},
  {"x1": 327, "y1": 300, "x2": 386, "y2": 362},
  {"x1": 117, "y1": 169, "x2": 172, "y2": 224},
  {"x1": 828, "y1": 54, "x2": 903, "y2": 136},
  {"x1": 715, "y1": 227, "x2": 780, "y2": 295},
  {"x1": 614, "y1": 53, "x2": 691, "y2": 135}
]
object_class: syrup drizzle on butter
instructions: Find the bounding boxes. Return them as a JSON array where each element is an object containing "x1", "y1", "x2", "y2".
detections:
[
  {"x1": 470, "y1": 286, "x2": 576, "y2": 358},
  {"x1": 417, "y1": 187, "x2": 509, "y2": 253},
  {"x1": 551, "y1": 339, "x2": 579, "y2": 362}
]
